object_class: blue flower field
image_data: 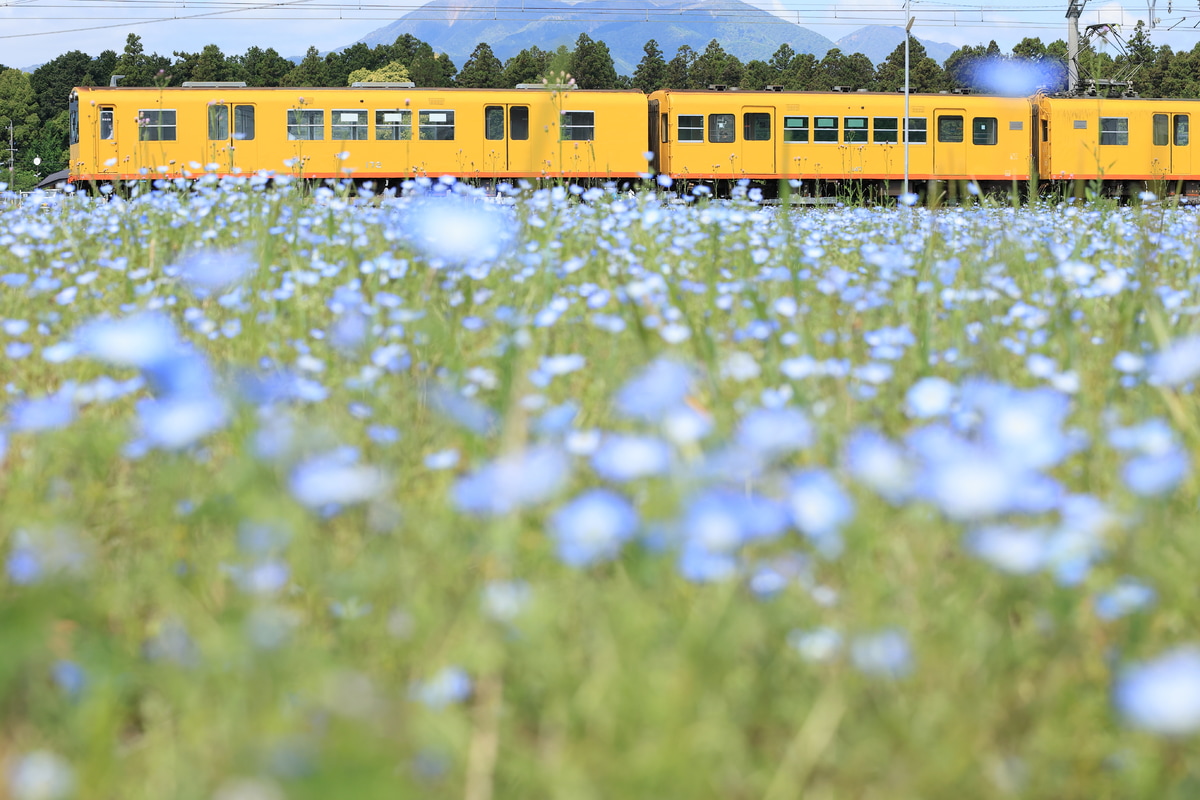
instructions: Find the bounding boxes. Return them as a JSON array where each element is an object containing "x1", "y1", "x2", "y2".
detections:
[{"x1": 3, "y1": 176, "x2": 1200, "y2": 798}]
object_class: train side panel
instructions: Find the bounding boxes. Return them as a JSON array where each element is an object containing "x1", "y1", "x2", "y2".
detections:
[
  {"x1": 1036, "y1": 93, "x2": 1200, "y2": 197},
  {"x1": 69, "y1": 86, "x2": 648, "y2": 182},
  {"x1": 651, "y1": 90, "x2": 1032, "y2": 187}
]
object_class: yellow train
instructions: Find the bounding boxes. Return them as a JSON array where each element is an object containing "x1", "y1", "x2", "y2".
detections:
[{"x1": 67, "y1": 82, "x2": 1200, "y2": 199}]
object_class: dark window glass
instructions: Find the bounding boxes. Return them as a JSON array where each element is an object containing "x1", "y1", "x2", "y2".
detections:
[
  {"x1": 814, "y1": 116, "x2": 838, "y2": 143},
  {"x1": 510, "y1": 106, "x2": 529, "y2": 141},
  {"x1": 419, "y1": 109, "x2": 455, "y2": 140},
  {"x1": 708, "y1": 113, "x2": 735, "y2": 143},
  {"x1": 845, "y1": 116, "x2": 867, "y2": 143},
  {"x1": 561, "y1": 110, "x2": 594, "y2": 141},
  {"x1": 1100, "y1": 117, "x2": 1128, "y2": 146},
  {"x1": 1042, "y1": 119, "x2": 1049, "y2": 142},
  {"x1": 485, "y1": 106, "x2": 504, "y2": 140},
  {"x1": 208, "y1": 105, "x2": 229, "y2": 140},
  {"x1": 234, "y1": 105, "x2": 254, "y2": 140},
  {"x1": 679, "y1": 115, "x2": 703, "y2": 142},
  {"x1": 906, "y1": 117, "x2": 927, "y2": 144},
  {"x1": 1175, "y1": 114, "x2": 1189, "y2": 146},
  {"x1": 139, "y1": 109, "x2": 178, "y2": 141},
  {"x1": 783, "y1": 116, "x2": 808, "y2": 143},
  {"x1": 70, "y1": 102, "x2": 79, "y2": 145},
  {"x1": 937, "y1": 115, "x2": 964, "y2": 143},
  {"x1": 743, "y1": 112, "x2": 770, "y2": 141},
  {"x1": 287, "y1": 109, "x2": 323, "y2": 141},
  {"x1": 333, "y1": 110, "x2": 368, "y2": 141},
  {"x1": 873, "y1": 117, "x2": 898, "y2": 144},
  {"x1": 375, "y1": 109, "x2": 411, "y2": 140},
  {"x1": 1153, "y1": 113, "x2": 1169, "y2": 146},
  {"x1": 99, "y1": 108, "x2": 114, "y2": 141},
  {"x1": 972, "y1": 117, "x2": 997, "y2": 146}
]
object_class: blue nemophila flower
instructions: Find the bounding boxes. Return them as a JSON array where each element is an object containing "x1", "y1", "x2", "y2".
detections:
[
  {"x1": 1095, "y1": 579, "x2": 1157, "y2": 621},
  {"x1": 428, "y1": 384, "x2": 497, "y2": 435},
  {"x1": 547, "y1": 489, "x2": 637, "y2": 567},
  {"x1": 7, "y1": 393, "x2": 75, "y2": 432},
  {"x1": 977, "y1": 386, "x2": 1073, "y2": 471},
  {"x1": 736, "y1": 407, "x2": 813, "y2": 456},
  {"x1": 51, "y1": 660, "x2": 86, "y2": 698},
  {"x1": 401, "y1": 197, "x2": 516, "y2": 266},
  {"x1": 136, "y1": 394, "x2": 228, "y2": 450},
  {"x1": 614, "y1": 358, "x2": 694, "y2": 421},
  {"x1": 905, "y1": 376, "x2": 956, "y2": 419},
  {"x1": 788, "y1": 627, "x2": 842, "y2": 663},
  {"x1": 6, "y1": 528, "x2": 90, "y2": 585},
  {"x1": 786, "y1": 469, "x2": 854, "y2": 557},
  {"x1": 966, "y1": 525, "x2": 1049, "y2": 575},
  {"x1": 289, "y1": 451, "x2": 387, "y2": 510},
  {"x1": 843, "y1": 430, "x2": 914, "y2": 504},
  {"x1": 1122, "y1": 448, "x2": 1190, "y2": 496},
  {"x1": 7, "y1": 750, "x2": 75, "y2": 800},
  {"x1": 411, "y1": 666, "x2": 472, "y2": 709},
  {"x1": 75, "y1": 311, "x2": 181, "y2": 368},
  {"x1": 173, "y1": 249, "x2": 256, "y2": 296},
  {"x1": 1115, "y1": 647, "x2": 1200, "y2": 735},
  {"x1": 1149, "y1": 335, "x2": 1200, "y2": 387},
  {"x1": 481, "y1": 580, "x2": 532, "y2": 622},
  {"x1": 590, "y1": 434, "x2": 671, "y2": 482},
  {"x1": 850, "y1": 629, "x2": 913, "y2": 678},
  {"x1": 453, "y1": 445, "x2": 569, "y2": 515}
]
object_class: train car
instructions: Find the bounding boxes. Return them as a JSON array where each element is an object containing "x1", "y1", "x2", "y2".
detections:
[
  {"x1": 68, "y1": 84, "x2": 650, "y2": 184},
  {"x1": 1034, "y1": 92, "x2": 1200, "y2": 200},
  {"x1": 649, "y1": 89, "x2": 1034, "y2": 195}
]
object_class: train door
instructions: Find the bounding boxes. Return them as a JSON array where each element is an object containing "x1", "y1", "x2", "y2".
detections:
[
  {"x1": 1151, "y1": 113, "x2": 1171, "y2": 177},
  {"x1": 1173, "y1": 113, "x2": 1190, "y2": 175},
  {"x1": 95, "y1": 105, "x2": 118, "y2": 174},
  {"x1": 740, "y1": 106, "x2": 775, "y2": 175},
  {"x1": 933, "y1": 110, "x2": 966, "y2": 176},
  {"x1": 208, "y1": 103, "x2": 258, "y2": 173},
  {"x1": 484, "y1": 105, "x2": 531, "y2": 175}
]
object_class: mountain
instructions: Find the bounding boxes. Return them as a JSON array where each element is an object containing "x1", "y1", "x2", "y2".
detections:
[
  {"x1": 354, "y1": 0, "x2": 835, "y2": 74},
  {"x1": 835, "y1": 25, "x2": 956, "y2": 65}
]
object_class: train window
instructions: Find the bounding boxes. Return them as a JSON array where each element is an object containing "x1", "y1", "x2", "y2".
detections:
[
  {"x1": 1099, "y1": 117, "x2": 1128, "y2": 146},
  {"x1": 678, "y1": 115, "x2": 703, "y2": 142},
  {"x1": 287, "y1": 109, "x2": 324, "y2": 141},
  {"x1": 937, "y1": 116, "x2": 963, "y2": 143},
  {"x1": 138, "y1": 109, "x2": 177, "y2": 142},
  {"x1": 234, "y1": 106, "x2": 255, "y2": 141},
  {"x1": 845, "y1": 117, "x2": 867, "y2": 143},
  {"x1": 485, "y1": 106, "x2": 504, "y2": 141},
  {"x1": 100, "y1": 108, "x2": 114, "y2": 141},
  {"x1": 783, "y1": 116, "x2": 808, "y2": 143},
  {"x1": 972, "y1": 117, "x2": 997, "y2": 146},
  {"x1": 208, "y1": 105, "x2": 229, "y2": 140},
  {"x1": 511, "y1": 106, "x2": 529, "y2": 141},
  {"x1": 814, "y1": 116, "x2": 838, "y2": 143},
  {"x1": 561, "y1": 111, "x2": 595, "y2": 141},
  {"x1": 873, "y1": 117, "x2": 898, "y2": 144},
  {"x1": 375, "y1": 110, "x2": 411, "y2": 141},
  {"x1": 70, "y1": 101, "x2": 79, "y2": 145},
  {"x1": 708, "y1": 113, "x2": 735, "y2": 143},
  {"x1": 744, "y1": 113, "x2": 771, "y2": 141},
  {"x1": 1043, "y1": 120, "x2": 1050, "y2": 142},
  {"x1": 1153, "y1": 114, "x2": 1169, "y2": 146},
  {"x1": 1175, "y1": 115, "x2": 1189, "y2": 146},
  {"x1": 419, "y1": 110, "x2": 456, "y2": 141},
  {"x1": 906, "y1": 118, "x2": 927, "y2": 144},
  {"x1": 333, "y1": 110, "x2": 368, "y2": 141}
]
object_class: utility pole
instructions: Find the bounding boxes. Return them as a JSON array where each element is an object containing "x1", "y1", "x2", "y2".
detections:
[
  {"x1": 903, "y1": 2, "x2": 913, "y2": 198},
  {"x1": 1066, "y1": 0, "x2": 1087, "y2": 93},
  {"x1": 6, "y1": 120, "x2": 15, "y2": 190}
]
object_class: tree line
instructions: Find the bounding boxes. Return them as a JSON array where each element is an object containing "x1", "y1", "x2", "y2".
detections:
[{"x1": 2, "y1": 22, "x2": 1199, "y2": 191}]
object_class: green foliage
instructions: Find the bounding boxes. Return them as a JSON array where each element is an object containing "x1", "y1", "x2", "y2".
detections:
[
  {"x1": 691, "y1": 40, "x2": 743, "y2": 89},
  {"x1": 347, "y1": 61, "x2": 411, "y2": 86},
  {"x1": 235, "y1": 46, "x2": 294, "y2": 88},
  {"x1": 568, "y1": 33, "x2": 619, "y2": 90},
  {"x1": 284, "y1": 46, "x2": 331, "y2": 88},
  {"x1": 632, "y1": 39, "x2": 667, "y2": 94},
  {"x1": 502, "y1": 46, "x2": 551, "y2": 88},
  {"x1": 457, "y1": 42, "x2": 506, "y2": 89},
  {"x1": 875, "y1": 38, "x2": 947, "y2": 93},
  {"x1": 665, "y1": 44, "x2": 697, "y2": 90}
]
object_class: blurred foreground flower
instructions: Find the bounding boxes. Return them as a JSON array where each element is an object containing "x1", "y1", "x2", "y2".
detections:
[
  {"x1": 548, "y1": 489, "x2": 637, "y2": 567},
  {"x1": 1115, "y1": 647, "x2": 1200, "y2": 735},
  {"x1": 8, "y1": 750, "x2": 75, "y2": 800}
]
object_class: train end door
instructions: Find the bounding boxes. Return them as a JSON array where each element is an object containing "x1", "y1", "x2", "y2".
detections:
[
  {"x1": 740, "y1": 106, "x2": 775, "y2": 176},
  {"x1": 1172, "y1": 113, "x2": 1191, "y2": 176},
  {"x1": 484, "y1": 104, "x2": 531, "y2": 177},
  {"x1": 1151, "y1": 113, "x2": 1171, "y2": 178},
  {"x1": 208, "y1": 103, "x2": 257, "y2": 174},
  {"x1": 95, "y1": 105, "x2": 118, "y2": 174}
]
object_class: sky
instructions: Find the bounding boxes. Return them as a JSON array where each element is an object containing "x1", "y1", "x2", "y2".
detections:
[{"x1": 1, "y1": 0, "x2": 1197, "y2": 70}]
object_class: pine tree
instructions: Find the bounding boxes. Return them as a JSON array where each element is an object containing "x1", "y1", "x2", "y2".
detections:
[
  {"x1": 875, "y1": 39, "x2": 946, "y2": 93},
  {"x1": 457, "y1": 42, "x2": 505, "y2": 88},
  {"x1": 236, "y1": 47, "x2": 293, "y2": 87},
  {"x1": 632, "y1": 39, "x2": 667, "y2": 93},
  {"x1": 740, "y1": 60, "x2": 775, "y2": 90},
  {"x1": 284, "y1": 46, "x2": 329, "y2": 87},
  {"x1": 502, "y1": 47, "x2": 551, "y2": 87},
  {"x1": 664, "y1": 45, "x2": 696, "y2": 89},
  {"x1": 568, "y1": 33, "x2": 618, "y2": 89}
]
